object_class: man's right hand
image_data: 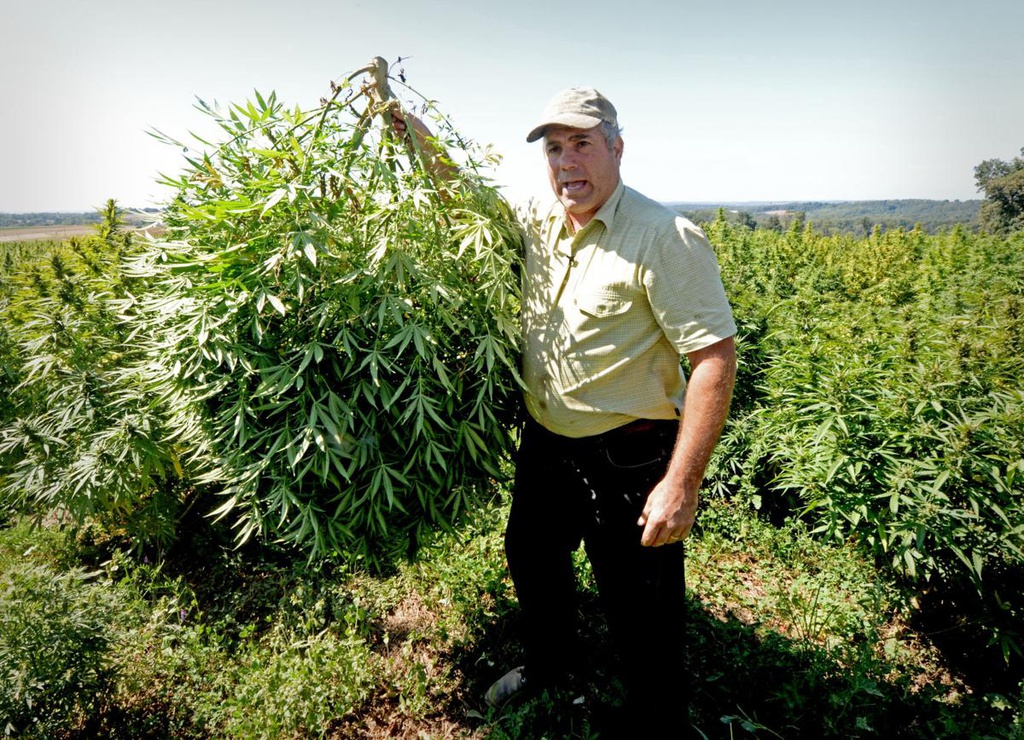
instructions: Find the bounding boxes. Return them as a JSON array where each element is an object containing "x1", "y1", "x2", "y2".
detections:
[
  {"x1": 388, "y1": 104, "x2": 433, "y2": 143},
  {"x1": 386, "y1": 104, "x2": 456, "y2": 182}
]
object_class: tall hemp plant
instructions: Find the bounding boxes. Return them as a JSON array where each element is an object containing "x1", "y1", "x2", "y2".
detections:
[
  {"x1": 122, "y1": 58, "x2": 523, "y2": 563},
  {"x1": 708, "y1": 221, "x2": 1024, "y2": 655},
  {"x1": 0, "y1": 205, "x2": 185, "y2": 548}
]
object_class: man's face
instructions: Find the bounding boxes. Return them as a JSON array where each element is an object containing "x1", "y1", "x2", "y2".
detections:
[{"x1": 544, "y1": 125, "x2": 623, "y2": 230}]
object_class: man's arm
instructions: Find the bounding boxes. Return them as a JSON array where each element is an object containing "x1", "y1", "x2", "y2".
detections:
[
  {"x1": 637, "y1": 335, "x2": 737, "y2": 547},
  {"x1": 389, "y1": 105, "x2": 458, "y2": 182}
]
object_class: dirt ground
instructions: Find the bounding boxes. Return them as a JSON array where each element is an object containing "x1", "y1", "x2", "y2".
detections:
[
  {"x1": 0, "y1": 225, "x2": 99, "y2": 243},
  {"x1": 0, "y1": 223, "x2": 165, "y2": 244}
]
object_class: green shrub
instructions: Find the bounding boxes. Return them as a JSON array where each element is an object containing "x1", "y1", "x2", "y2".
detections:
[
  {"x1": 0, "y1": 242, "x2": 44, "y2": 484},
  {"x1": 217, "y1": 626, "x2": 374, "y2": 738},
  {"x1": 706, "y1": 219, "x2": 1024, "y2": 653},
  {"x1": 121, "y1": 60, "x2": 522, "y2": 563},
  {"x1": 0, "y1": 561, "x2": 118, "y2": 737},
  {"x1": 103, "y1": 554, "x2": 376, "y2": 738},
  {"x1": 0, "y1": 208, "x2": 186, "y2": 551}
]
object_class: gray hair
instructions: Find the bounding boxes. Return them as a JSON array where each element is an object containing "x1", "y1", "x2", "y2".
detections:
[{"x1": 600, "y1": 120, "x2": 622, "y2": 149}]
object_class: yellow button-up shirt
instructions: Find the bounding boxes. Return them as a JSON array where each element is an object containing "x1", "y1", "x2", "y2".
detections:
[{"x1": 519, "y1": 181, "x2": 736, "y2": 438}]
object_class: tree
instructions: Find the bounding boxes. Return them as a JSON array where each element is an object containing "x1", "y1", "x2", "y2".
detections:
[{"x1": 975, "y1": 147, "x2": 1024, "y2": 233}]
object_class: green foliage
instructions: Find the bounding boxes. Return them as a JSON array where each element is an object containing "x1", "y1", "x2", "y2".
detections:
[
  {"x1": 980, "y1": 169, "x2": 1024, "y2": 234},
  {"x1": 199, "y1": 626, "x2": 375, "y2": 738},
  {"x1": 1, "y1": 493, "x2": 1014, "y2": 738},
  {"x1": 0, "y1": 242, "x2": 45, "y2": 475},
  {"x1": 1, "y1": 63, "x2": 1021, "y2": 739},
  {"x1": 707, "y1": 219, "x2": 1024, "y2": 654},
  {"x1": 688, "y1": 500, "x2": 1014, "y2": 738},
  {"x1": 121, "y1": 69, "x2": 522, "y2": 562},
  {"x1": 0, "y1": 205, "x2": 185, "y2": 551},
  {"x1": 976, "y1": 147, "x2": 1024, "y2": 233},
  {"x1": 0, "y1": 560, "x2": 118, "y2": 737}
]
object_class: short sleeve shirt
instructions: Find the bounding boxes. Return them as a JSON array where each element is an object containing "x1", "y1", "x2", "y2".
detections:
[{"x1": 518, "y1": 181, "x2": 736, "y2": 438}]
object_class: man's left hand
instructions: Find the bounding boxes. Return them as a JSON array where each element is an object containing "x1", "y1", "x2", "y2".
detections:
[
  {"x1": 634, "y1": 335, "x2": 737, "y2": 548},
  {"x1": 637, "y1": 477, "x2": 696, "y2": 547}
]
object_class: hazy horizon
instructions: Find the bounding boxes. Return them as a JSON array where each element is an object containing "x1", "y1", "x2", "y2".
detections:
[{"x1": 0, "y1": 195, "x2": 988, "y2": 217}]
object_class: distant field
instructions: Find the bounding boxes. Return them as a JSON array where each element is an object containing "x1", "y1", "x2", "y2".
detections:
[
  {"x1": 0, "y1": 225, "x2": 98, "y2": 243},
  {"x1": 0, "y1": 223, "x2": 165, "y2": 244}
]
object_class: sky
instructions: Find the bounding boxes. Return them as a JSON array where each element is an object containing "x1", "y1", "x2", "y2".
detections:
[{"x1": 2, "y1": 0, "x2": 1022, "y2": 213}]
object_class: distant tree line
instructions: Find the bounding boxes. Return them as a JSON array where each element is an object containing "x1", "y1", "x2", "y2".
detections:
[
  {"x1": 0, "y1": 212, "x2": 102, "y2": 229},
  {"x1": 0, "y1": 209, "x2": 161, "y2": 230},
  {"x1": 674, "y1": 199, "x2": 982, "y2": 236},
  {"x1": 674, "y1": 145, "x2": 1024, "y2": 237}
]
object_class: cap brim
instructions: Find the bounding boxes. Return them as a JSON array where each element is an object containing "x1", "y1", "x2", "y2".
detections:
[{"x1": 526, "y1": 113, "x2": 605, "y2": 143}]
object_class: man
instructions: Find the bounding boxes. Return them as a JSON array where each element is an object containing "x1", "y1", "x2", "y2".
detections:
[
  {"x1": 486, "y1": 88, "x2": 737, "y2": 735},
  {"x1": 394, "y1": 87, "x2": 736, "y2": 734}
]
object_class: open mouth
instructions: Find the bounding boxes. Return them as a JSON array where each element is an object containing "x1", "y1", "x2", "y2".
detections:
[{"x1": 561, "y1": 180, "x2": 588, "y2": 194}]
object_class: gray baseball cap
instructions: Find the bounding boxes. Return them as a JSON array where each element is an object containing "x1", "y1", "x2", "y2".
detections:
[{"x1": 526, "y1": 87, "x2": 619, "y2": 143}]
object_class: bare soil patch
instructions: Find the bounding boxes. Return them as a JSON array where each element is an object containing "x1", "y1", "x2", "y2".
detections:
[
  {"x1": 0, "y1": 223, "x2": 165, "y2": 244},
  {"x1": 0, "y1": 225, "x2": 98, "y2": 243}
]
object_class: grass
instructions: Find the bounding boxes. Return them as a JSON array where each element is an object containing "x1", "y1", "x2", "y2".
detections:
[{"x1": 1, "y1": 492, "x2": 1022, "y2": 738}]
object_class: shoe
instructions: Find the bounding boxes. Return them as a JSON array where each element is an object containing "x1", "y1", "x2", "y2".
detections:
[{"x1": 484, "y1": 665, "x2": 528, "y2": 709}]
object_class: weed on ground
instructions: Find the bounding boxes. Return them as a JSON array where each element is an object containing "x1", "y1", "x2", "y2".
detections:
[{"x1": 1, "y1": 496, "x2": 1021, "y2": 738}]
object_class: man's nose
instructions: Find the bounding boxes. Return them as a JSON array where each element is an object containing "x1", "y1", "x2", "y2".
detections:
[{"x1": 558, "y1": 151, "x2": 579, "y2": 170}]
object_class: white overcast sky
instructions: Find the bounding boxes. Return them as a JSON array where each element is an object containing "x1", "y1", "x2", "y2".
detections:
[{"x1": 2, "y1": 0, "x2": 1022, "y2": 212}]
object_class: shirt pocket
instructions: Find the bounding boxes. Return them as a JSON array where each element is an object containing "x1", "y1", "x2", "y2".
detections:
[{"x1": 575, "y1": 288, "x2": 633, "y2": 319}]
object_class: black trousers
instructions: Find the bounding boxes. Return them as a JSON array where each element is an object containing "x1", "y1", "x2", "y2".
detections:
[{"x1": 505, "y1": 416, "x2": 688, "y2": 726}]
